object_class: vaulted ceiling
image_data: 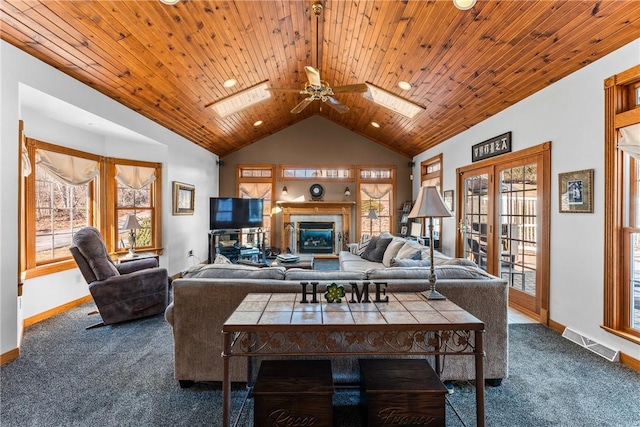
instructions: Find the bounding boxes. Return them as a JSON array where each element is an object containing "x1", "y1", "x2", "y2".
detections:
[{"x1": 2, "y1": 1, "x2": 639, "y2": 158}]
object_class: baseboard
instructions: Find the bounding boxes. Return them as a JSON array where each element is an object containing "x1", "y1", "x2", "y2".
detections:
[
  {"x1": 23, "y1": 295, "x2": 93, "y2": 328},
  {"x1": 548, "y1": 317, "x2": 640, "y2": 373},
  {"x1": 0, "y1": 348, "x2": 20, "y2": 366}
]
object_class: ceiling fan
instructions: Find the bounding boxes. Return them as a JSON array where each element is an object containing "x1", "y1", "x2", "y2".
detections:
[{"x1": 267, "y1": 66, "x2": 368, "y2": 114}]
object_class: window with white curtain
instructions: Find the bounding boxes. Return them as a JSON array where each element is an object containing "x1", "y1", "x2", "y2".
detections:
[{"x1": 357, "y1": 166, "x2": 395, "y2": 239}]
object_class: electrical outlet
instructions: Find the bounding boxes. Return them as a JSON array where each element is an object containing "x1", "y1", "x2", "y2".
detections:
[{"x1": 188, "y1": 250, "x2": 193, "y2": 257}]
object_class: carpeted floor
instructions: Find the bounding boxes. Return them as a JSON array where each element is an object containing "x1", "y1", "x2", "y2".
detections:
[{"x1": 2, "y1": 294, "x2": 640, "y2": 426}]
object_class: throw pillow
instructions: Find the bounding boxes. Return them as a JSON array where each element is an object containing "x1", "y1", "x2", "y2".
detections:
[
  {"x1": 396, "y1": 240, "x2": 423, "y2": 259},
  {"x1": 382, "y1": 238, "x2": 407, "y2": 267},
  {"x1": 391, "y1": 257, "x2": 431, "y2": 268},
  {"x1": 357, "y1": 234, "x2": 372, "y2": 256},
  {"x1": 213, "y1": 254, "x2": 232, "y2": 264},
  {"x1": 361, "y1": 237, "x2": 392, "y2": 263}
]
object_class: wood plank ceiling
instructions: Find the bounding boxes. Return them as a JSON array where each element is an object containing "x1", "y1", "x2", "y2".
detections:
[{"x1": 2, "y1": 1, "x2": 639, "y2": 158}]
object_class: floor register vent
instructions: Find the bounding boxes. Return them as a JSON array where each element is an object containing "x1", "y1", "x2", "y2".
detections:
[{"x1": 562, "y1": 328, "x2": 619, "y2": 362}]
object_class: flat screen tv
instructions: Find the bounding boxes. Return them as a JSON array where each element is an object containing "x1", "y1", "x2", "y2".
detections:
[{"x1": 209, "y1": 197, "x2": 264, "y2": 230}]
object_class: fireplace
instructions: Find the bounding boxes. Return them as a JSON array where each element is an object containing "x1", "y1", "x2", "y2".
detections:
[{"x1": 298, "y1": 222, "x2": 335, "y2": 254}]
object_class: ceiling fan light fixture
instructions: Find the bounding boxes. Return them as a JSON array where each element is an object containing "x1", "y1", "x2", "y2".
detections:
[
  {"x1": 208, "y1": 81, "x2": 271, "y2": 118},
  {"x1": 398, "y1": 81, "x2": 412, "y2": 91},
  {"x1": 363, "y1": 83, "x2": 425, "y2": 119},
  {"x1": 223, "y1": 78, "x2": 237, "y2": 88},
  {"x1": 453, "y1": 0, "x2": 476, "y2": 10}
]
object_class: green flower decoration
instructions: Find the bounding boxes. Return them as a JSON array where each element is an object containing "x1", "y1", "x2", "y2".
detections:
[{"x1": 324, "y1": 283, "x2": 345, "y2": 303}]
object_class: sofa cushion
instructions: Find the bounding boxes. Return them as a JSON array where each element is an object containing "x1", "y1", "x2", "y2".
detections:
[
  {"x1": 396, "y1": 240, "x2": 424, "y2": 259},
  {"x1": 382, "y1": 238, "x2": 407, "y2": 267},
  {"x1": 366, "y1": 264, "x2": 493, "y2": 280},
  {"x1": 361, "y1": 236, "x2": 392, "y2": 263},
  {"x1": 182, "y1": 263, "x2": 286, "y2": 280},
  {"x1": 391, "y1": 256, "x2": 430, "y2": 267},
  {"x1": 285, "y1": 269, "x2": 366, "y2": 281},
  {"x1": 356, "y1": 234, "x2": 372, "y2": 256}
]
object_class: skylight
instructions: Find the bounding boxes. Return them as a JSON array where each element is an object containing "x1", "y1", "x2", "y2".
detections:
[
  {"x1": 363, "y1": 83, "x2": 425, "y2": 119},
  {"x1": 209, "y1": 82, "x2": 271, "y2": 118}
]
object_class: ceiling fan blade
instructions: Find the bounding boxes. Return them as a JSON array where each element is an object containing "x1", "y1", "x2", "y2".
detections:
[
  {"x1": 290, "y1": 98, "x2": 314, "y2": 114},
  {"x1": 326, "y1": 97, "x2": 349, "y2": 114},
  {"x1": 266, "y1": 88, "x2": 305, "y2": 93},
  {"x1": 304, "y1": 66, "x2": 322, "y2": 87},
  {"x1": 332, "y1": 83, "x2": 369, "y2": 93}
]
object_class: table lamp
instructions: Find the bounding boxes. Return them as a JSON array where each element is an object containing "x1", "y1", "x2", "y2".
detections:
[
  {"x1": 408, "y1": 186, "x2": 453, "y2": 300},
  {"x1": 122, "y1": 214, "x2": 141, "y2": 257},
  {"x1": 367, "y1": 207, "x2": 379, "y2": 235}
]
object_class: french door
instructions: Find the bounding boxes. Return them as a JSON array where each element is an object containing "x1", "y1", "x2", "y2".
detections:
[{"x1": 457, "y1": 144, "x2": 550, "y2": 321}]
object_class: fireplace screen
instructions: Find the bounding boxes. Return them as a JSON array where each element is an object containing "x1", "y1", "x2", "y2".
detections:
[{"x1": 298, "y1": 222, "x2": 335, "y2": 254}]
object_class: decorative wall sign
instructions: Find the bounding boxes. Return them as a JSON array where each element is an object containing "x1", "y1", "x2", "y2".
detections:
[
  {"x1": 472, "y1": 132, "x2": 512, "y2": 162},
  {"x1": 559, "y1": 169, "x2": 594, "y2": 213},
  {"x1": 443, "y1": 190, "x2": 454, "y2": 212}
]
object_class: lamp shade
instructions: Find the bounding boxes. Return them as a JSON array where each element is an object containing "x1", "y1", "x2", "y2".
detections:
[
  {"x1": 367, "y1": 208, "x2": 379, "y2": 220},
  {"x1": 408, "y1": 186, "x2": 453, "y2": 219},
  {"x1": 122, "y1": 214, "x2": 141, "y2": 230}
]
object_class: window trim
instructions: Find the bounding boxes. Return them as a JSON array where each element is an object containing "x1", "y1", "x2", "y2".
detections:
[
  {"x1": 279, "y1": 164, "x2": 354, "y2": 181},
  {"x1": 603, "y1": 64, "x2": 640, "y2": 345},
  {"x1": 236, "y1": 164, "x2": 275, "y2": 246}
]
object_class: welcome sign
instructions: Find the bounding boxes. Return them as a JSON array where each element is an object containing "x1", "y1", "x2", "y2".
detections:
[{"x1": 472, "y1": 132, "x2": 512, "y2": 162}]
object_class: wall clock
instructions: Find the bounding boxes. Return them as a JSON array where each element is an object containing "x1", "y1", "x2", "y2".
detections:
[{"x1": 309, "y1": 183, "x2": 324, "y2": 200}]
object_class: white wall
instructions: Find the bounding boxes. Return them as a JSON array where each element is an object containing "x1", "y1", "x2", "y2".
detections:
[
  {"x1": 414, "y1": 39, "x2": 640, "y2": 359},
  {"x1": 1, "y1": 41, "x2": 219, "y2": 355}
]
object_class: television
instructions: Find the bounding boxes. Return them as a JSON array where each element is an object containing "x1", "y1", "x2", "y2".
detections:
[{"x1": 209, "y1": 197, "x2": 264, "y2": 230}]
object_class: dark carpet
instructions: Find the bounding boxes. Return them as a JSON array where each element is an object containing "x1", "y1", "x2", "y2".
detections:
[{"x1": 2, "y1": 272, "x2": 640, "y2": 426}]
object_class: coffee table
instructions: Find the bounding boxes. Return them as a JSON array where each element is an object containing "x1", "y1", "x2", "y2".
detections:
[
  {"x1": 269, "y1": 253, "x2": 314, "y2": 269},
  {"x1": 222, "y1": 291, "x2": 485, "y2": 427}
]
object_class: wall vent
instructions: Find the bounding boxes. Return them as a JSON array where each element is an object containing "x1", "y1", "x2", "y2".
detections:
[{"x1": 562, "y1": 328, "x2": 619, "y2": 362}]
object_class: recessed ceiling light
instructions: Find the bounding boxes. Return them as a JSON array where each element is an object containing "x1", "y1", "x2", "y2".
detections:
[
  {"x1": 223, "y1": 78, "x2": 237, "y2": 88},
  {"x1": 159, "y1": 0, "x2": 180, "y2": 5},
  {"x1": 398, "y1": 81, "x2": 412, "y2": 90},
  {"x1": 207, "y1": 81, "x2": 271, "y2": 118},
  {"x1": 453, "y1": 0, "x2": 476, "y2": 11},
  {"x1": 253, "y1": 120, "x2": 263, "y2": 126},
  {"x1": 371, "y1": 121, "x2": 380, "y2": 128}
]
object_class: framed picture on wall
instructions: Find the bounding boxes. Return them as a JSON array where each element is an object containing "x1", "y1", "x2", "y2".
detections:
[
  {"x1": 402, "y1": 201, "x2": 412, "y2": 213},
  {"x1": 559, "y1": 169, "x2": 593, "y2": 213},
  {"x1": 172, "y1": 181, "x2": 195, "y2": 215}
]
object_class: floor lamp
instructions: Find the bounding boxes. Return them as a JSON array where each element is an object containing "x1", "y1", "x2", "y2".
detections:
[
  {"x1": 408, "y1": 186, "x2": 453, "y2": 300},
  {"x1": 367, "y1": 207, "x2": 379, "y2": 235}
]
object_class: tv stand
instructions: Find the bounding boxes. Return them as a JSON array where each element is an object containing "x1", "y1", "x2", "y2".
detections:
[{"x1": 208, "y1": 229, "x2": 266, "y2": 264}]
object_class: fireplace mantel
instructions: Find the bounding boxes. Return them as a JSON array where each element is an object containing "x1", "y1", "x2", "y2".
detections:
[{"x1": 277, "y1": 201, "x2": 355, "y2": 253}]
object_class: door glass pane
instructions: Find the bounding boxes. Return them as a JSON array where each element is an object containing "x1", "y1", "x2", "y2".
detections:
[
  {"x1": 500, "y1": 164, "x2": 537, "y2": 295},
  {"x1": 631, "y1": 233, "x2": 640, "y2": 331},
  {"x1": 463, "y1": 174, "x2": 489, "y2": 270}
]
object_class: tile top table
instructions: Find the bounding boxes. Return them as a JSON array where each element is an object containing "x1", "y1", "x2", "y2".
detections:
[{"x1": 222, "y1": 291, "x2": 485, "y2": 427}]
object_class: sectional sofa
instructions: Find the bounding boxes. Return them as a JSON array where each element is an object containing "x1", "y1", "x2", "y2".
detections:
[{"x1": 165, "y1": 237, "x2": 508, "y2": 387}]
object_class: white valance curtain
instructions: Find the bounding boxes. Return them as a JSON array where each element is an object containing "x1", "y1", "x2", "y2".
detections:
[
  {"x1": 239, "y1": 183, "x2": 270, "y2": 199},
  {"x1": 115, "y1": 165, "x2": 156, "y2": 190},
  {"x1": 618, "y1": 123, "x2": 640, "y2": 159},
  {"x1": 36, "y1": 149, "x2": 99, "y2": 186},
  {"x1": 22, "y1": 141, "x2": 32, "y2": 177},
  {"x1": 361, "y1": 183, "x2": 392, "y2": 200}
]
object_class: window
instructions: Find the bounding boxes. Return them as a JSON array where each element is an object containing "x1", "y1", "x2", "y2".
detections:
[
  {"x1": 357, "y1": 166, "x2": 395, "y2": 238},
  {"x1": 420, "y1": 154, "x2": 443, "y2": 240},
  {"x1": 22, "y1": 138, "x2": 163, "y2": 278},
  {"x1": 24, "y1": 139, "x2": 99, "y2": 277},
  {"x1": 604, "y1": 64, "x2": 640, "y2": 344},
  {"x1": 279, "y1": 165, "x2": 353, "y2": 181},
  {"x1": 237, "y1": 165, "x2": 274, "y2": 247},
  {"x1": 109, "y1": 160, "x2": 162, "y2": 253}
]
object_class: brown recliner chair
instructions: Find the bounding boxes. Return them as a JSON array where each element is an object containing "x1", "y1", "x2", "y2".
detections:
[{"x1": 70, "y1": 226, "x2": 170, "y2": 329}]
